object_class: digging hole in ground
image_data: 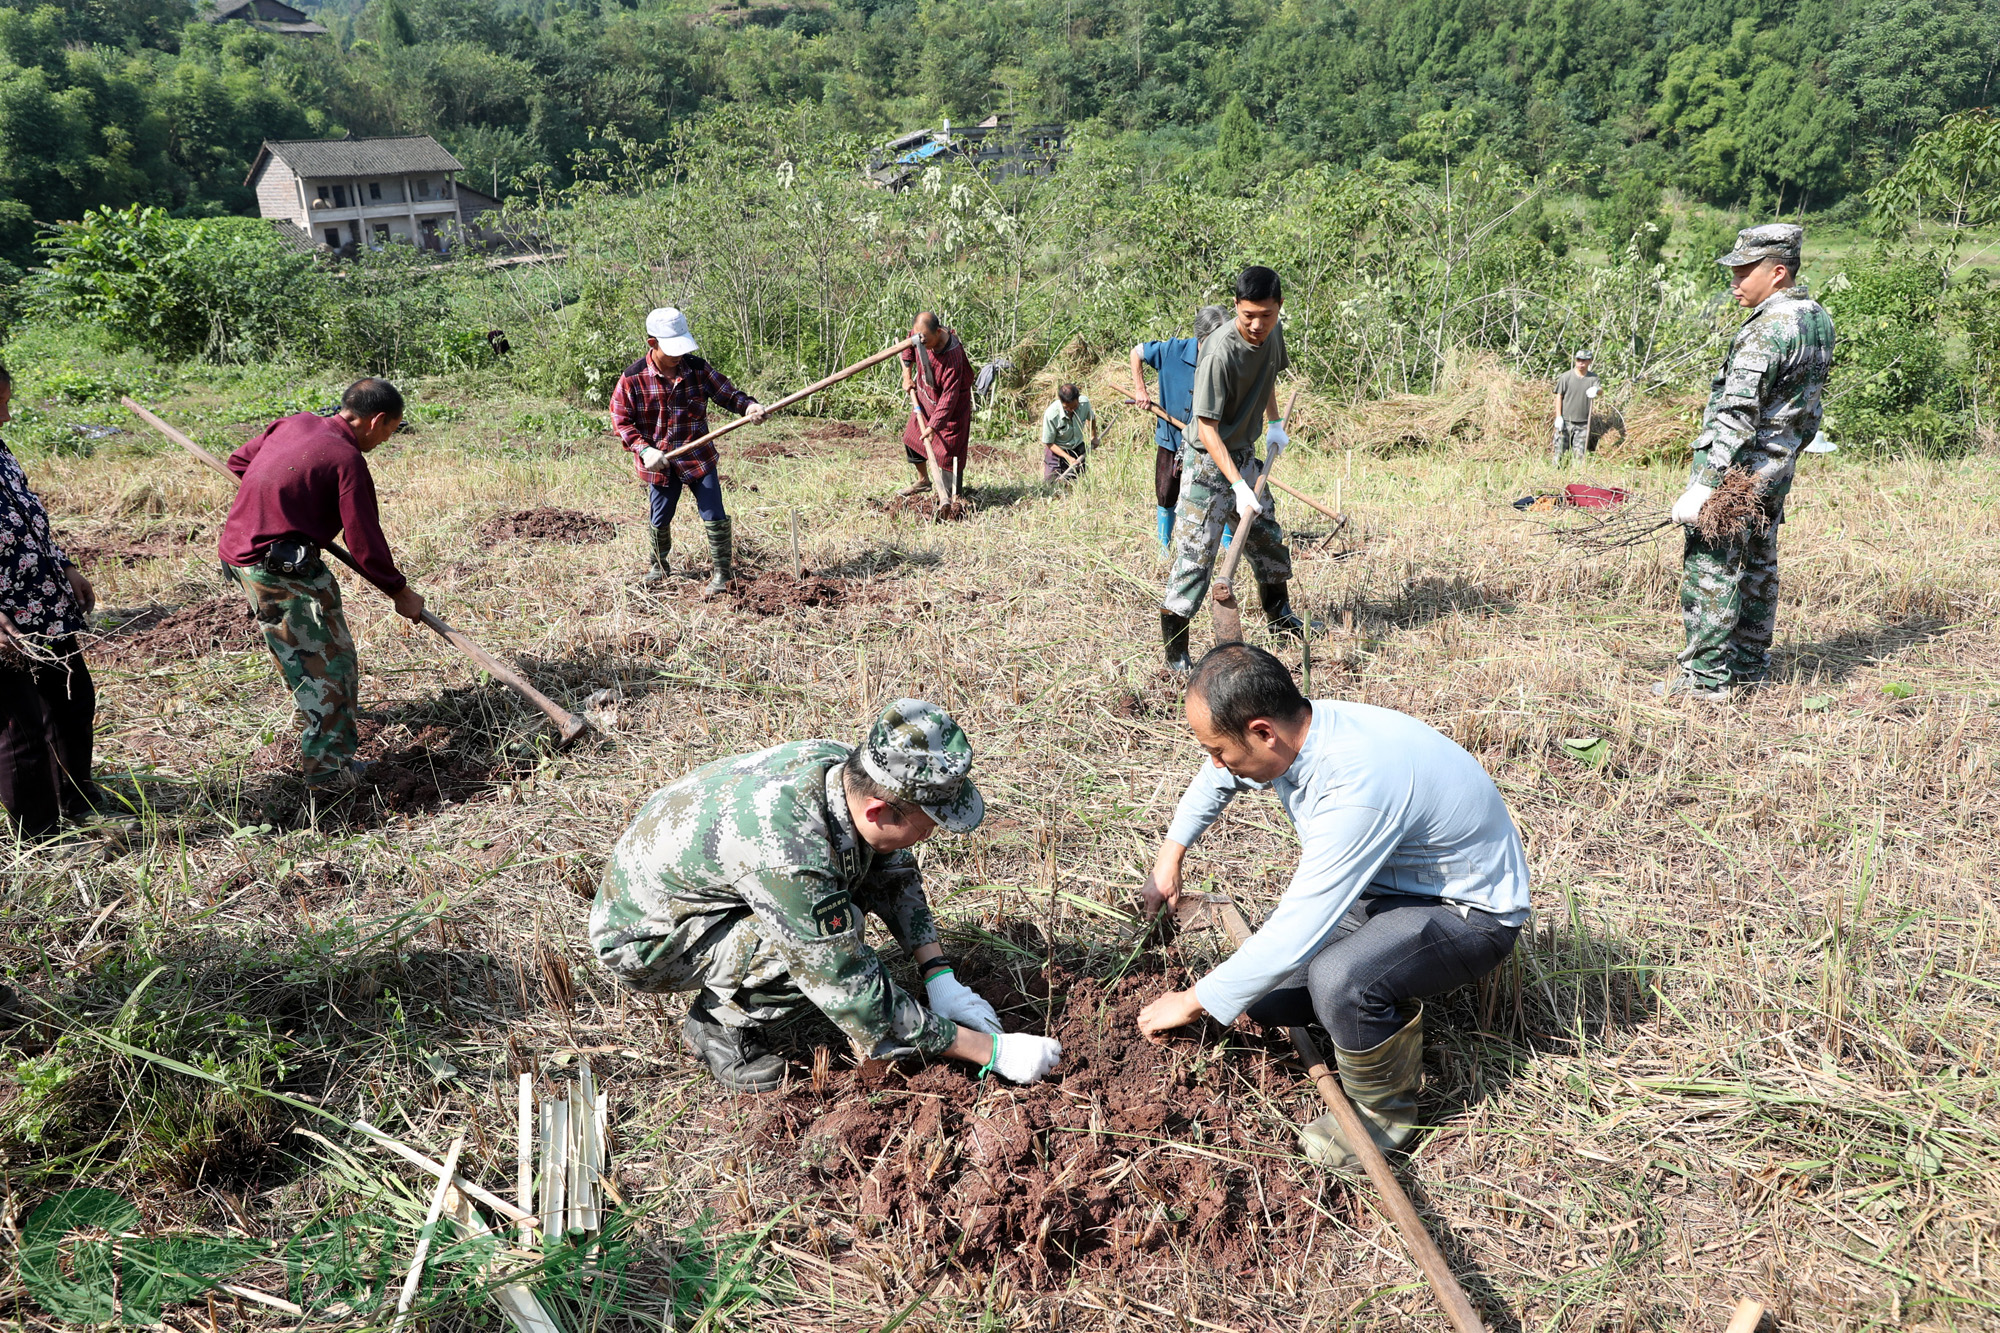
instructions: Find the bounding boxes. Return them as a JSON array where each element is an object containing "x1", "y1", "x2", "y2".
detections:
[
  {"x1": 92, "y1": 597, "x2": 261, "y2": 664},
  {"x1": 738, "y1": 930, "x2": 1335, "y2": 1289},
  {"x1": 478, "y1": 507, "x2": 616, "y2": 544}
]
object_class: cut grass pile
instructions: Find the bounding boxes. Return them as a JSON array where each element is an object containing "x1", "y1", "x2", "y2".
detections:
[{"x1": 1, "y1": 357, "x2": 1996, "y2": 1331}]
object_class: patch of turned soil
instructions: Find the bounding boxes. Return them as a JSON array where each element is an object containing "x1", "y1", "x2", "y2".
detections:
[
  {"x1": 251, "y1": 721, "x2": 504, "y2": 813},
  {"x1": 744, "y1": 948, "x2": 1320, "y2": 1289},
  {"x1": 56, "y1": 528, "x2": 198, "y2": 568},
  {"x1": 94, "y1": 597, "x2": 261, "y2": 663},
  {"x1": 477, "y1": 508, "x2": 615, "y2": 544},
  {"x1": 728, "y1": 571, "x2": 883, "y2": 616},
  {"x1": 736, "y1": 440, "x2": 800, "y2": 460},
  {"x1": 801, "y1": 420, "x2": 876, "y2": 443},
  {"x1": 874, "y1": 493, "x2": 976, "y2": 522}
]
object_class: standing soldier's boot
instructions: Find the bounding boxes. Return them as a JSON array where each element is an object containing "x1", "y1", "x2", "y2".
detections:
[
  {"x1": 642, "y1": 523, "x2": 672, "y2": 585},
  {"x1": 1299, "y1": 1005, "x2": 1425, "y2": 1169},
  {"x1": 1161, "y1": 610, "x2": 1193, "y2": 678},
  {"x1": 701, "y1": 517, "x2": 733, "y2": 596},
  {"x1": 1259, "y1": 581, "x2": 1322, "y2": 638},
  {"x1": 681, "y1": 995, "x2": 787, "y2": 1093}
]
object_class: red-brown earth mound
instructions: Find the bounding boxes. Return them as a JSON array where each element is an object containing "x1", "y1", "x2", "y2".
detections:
[
  {"x1": 478, "y1": 508, "x2": 615, "y2": 544},
  {"x1": 743, "y1": 951, "x2": 1327, "y2": 1289},
  {"x1": 94, "y1": 597, "x2": 262, "y2": 663}
]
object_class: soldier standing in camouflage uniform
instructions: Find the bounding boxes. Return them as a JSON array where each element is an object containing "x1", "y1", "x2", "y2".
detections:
[
  {"x1": 1160, "y1": 266, "x2": 1316, "y2": 675},
  {"x1": 218, "y1": 379, "x2": 425, "y2": 785},
  {"x1": 1657, "y1": 225, "x2": 1835, "y2": 701},
  {"x1": 590, "y1": 700, "x2": 1063, "y2": 1093}
]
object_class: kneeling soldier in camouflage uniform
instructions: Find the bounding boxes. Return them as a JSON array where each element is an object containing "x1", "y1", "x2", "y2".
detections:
[
  {"x1": 1658, "y1": 224, "x2": 1834, "y2": 701},
  {"x1": 218, "y1": 379, "x2": 425, "y2": 786},
  {"x1": 590, "y1": 701, "x2": 1064, "y2": 1093}
]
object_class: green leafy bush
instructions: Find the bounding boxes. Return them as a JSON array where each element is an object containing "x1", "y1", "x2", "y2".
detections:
[
  {"x1": 1821, "y1": 255, "x2": 1970, "y2": 454},
  {"x1": 30, "y1": 206, "x2": 327, "y2": 362}
]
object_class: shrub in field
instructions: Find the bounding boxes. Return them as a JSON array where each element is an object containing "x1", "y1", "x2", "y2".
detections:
[
  {"x1": 30, "y1": 206, "x2": 325, "y2": 362},
  {"x1": 319, "y1": 243, "x2": 497, "y2": 378},
  {"x1": 1820, "y1": 253, "x2": 1971, "y2": 454}
]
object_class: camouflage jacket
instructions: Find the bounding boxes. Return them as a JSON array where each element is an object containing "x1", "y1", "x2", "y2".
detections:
[
  {"x1": 1689, "y1": 287, "x2": 1835, "y2": 504},
  {"x1": 589, "y1": 740, "x2": 955, "y2": 1058}
]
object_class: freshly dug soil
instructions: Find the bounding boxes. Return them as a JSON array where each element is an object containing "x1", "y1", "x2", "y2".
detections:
[
  {"x1": 745, "y1": 951, "x2": 1325, "y2": 1288},
  {"x1": 1694, "y1": 469, "x2": 1772, "y2": 545},
  {"x1": 877, "y1": 493, "x2": 975, "y2": 522},
  {"x1": 478, "y1": 508, "x2": 615, "y2": 544},
  {"x1": 56, "y1": 528, "x2": 198, "y2": 568},
  {"x1": 736, "y1": 440, "x2": 800, "y2": 460},
  {"x1": 94, "y1": 598, "x2": 261, "y2": 663},
  {"x1": 251, "y1": 722, "x2": 502, "y2": 813},
  {"x1": 802, "y1": 421, "x2": 875, "y2": 442},
  {"x1": 728, "y1": 572, "x2": 880, "y2": 616}
]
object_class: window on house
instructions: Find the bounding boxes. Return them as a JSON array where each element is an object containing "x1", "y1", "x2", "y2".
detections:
[
  {"x1": 372, "y1": 223, "x2": 390, "y2": 244},
  {"x1": 331, "y1": 184, "x2": 348, "y2": 208},
  {"x1": 414, "y1": 177, "x2": 433, "y2": 201},
  {"x1": 324, "y1": 227, "x2": 340, "y2": 248},
  {"x1": 369, "y1": 181, "x2": 381, "y2": 201},
  {"x1": 315, "y1": 184, "x2": 328, "y2": 202}
]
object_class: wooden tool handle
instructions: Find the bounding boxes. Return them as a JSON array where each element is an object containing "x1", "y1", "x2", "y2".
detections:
[
  {"x1": 1268, "y1": 477, "x2": 1344, "y2": 524},
  {"x1": 655, "y1": 335, "x2": 919, "y2": 465},
  {"x1": 1724, "y1": 1299, "x2": 1766, "y2": 1333},
  {"x1": 1208, "y1": 895, "x2": 1490, "y2": 1333},
  {"x1": 1213, "y1": 385, "x2": 1302, "y2": 592},
  {"x1": 1109, "y1": 380, "x2": 1188, "y2": 432},
  {"x1": 123, "y1": 397, "x2": 590, "y2": 748}
]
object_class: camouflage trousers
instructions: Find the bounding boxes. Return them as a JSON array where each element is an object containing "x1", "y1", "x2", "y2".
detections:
[
  {"x1": 1678, "y1": 523, "x2": 1779, "y2": 688},
  {"x1": 1550, "y1": 420, "x2": 1590, "y2": 464},
  {"x1": 232, "y1": 561, "x2": 360, "y2": 783},
  {"x1": 596, "y1": 906, "x2": 810, "y2": 1030},
  {"x1": 1161, "y1": 446, "x2": 1291, "y2": 618}
]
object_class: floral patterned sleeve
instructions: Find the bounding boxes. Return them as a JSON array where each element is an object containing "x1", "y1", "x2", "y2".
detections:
[{"x1": 0, "y1": 440, "x2": 87, "y2": 640}]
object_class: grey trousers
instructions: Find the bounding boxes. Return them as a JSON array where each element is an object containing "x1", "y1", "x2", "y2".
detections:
[{"x1": 1244, "y1": 894, "x2": 1521, "y2": 1050}]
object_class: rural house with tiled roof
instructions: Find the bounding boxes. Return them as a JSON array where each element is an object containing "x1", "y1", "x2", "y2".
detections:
[
  {"x1": 203, "y1": 0, "x2": 328, "y2": 37},
  {"x1": 246, "y1": 135, "x2": 505, "y2": 256}
]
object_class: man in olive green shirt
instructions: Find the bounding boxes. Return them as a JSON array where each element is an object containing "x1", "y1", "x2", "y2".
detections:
[
  {"x1": 1550, "y1": 350, "x2": 1599, "y2": 465},
  {"x1": 1159, "y1": 265, "x2": 1311, "y2": 674}
]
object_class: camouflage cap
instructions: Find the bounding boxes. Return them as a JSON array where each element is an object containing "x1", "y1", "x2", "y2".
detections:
[
  {"x1": 1718, "y1": 223, "x2": 1803, "y2": 269},
  {"x1": 858, "y1": 699, "x2": 984, "y2": 833},
  {"x1": 1573, "y1": 349, "x2": 1594, "y2": 361}
]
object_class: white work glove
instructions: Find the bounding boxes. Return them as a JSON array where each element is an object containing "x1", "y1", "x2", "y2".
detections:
[
  {"x1": 1265, "y1": 421, "x2": 1287, "y2": 472},
  {"x1": 1585, "y1": 384, "x2": 1600, "y2": 399},
  {"x1": 1670, "y1": 482, "x2": 1715, "y2": 525},
  {"x1": 1231, "y1": 477, "x2": 1265, "y2": 523},
  {"x1": 638, "y1": 446, "x2": 666, "y2": 470},
  {"x1": 985, "y1": 1032, "x2": 1062, "y2": 1085},
  {"x1": 745, "y1": 401, "x2": 767, "y2": 422},
  {"x1": 926, "y1": 971, "x2": 1001, "y2": 1035}
]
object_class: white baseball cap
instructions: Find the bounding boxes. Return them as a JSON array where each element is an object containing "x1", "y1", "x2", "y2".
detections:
[{"x1": 645, "y1": 307, "x2": 697, "y2": 355}]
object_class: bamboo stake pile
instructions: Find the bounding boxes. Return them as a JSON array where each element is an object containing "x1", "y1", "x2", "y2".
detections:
[{"x1": 533, "y1": 1057, "x2": 611, "y2": 1247}]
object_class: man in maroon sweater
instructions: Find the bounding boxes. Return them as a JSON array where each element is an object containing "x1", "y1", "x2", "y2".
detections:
[
  {"x1": 898, "y1": 312, "x2": 972, "y2": 499},
  {"x1": 218, "y1": 378, "x2": 423, "y2": 787}
]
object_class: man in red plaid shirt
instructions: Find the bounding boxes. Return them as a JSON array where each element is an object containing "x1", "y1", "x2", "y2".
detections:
[{"x1": 610, "y1": 307, "x2": 765, "y2": 594}]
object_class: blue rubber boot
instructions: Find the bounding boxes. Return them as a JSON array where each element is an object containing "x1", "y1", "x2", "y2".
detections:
[{"x1": 1157, "y1": 506, "x2": 1174, "y2": 551}]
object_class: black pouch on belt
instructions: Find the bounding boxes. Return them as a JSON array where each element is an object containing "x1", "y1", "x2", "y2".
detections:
[{"x1": 262, "y1": 537, "x2": 322, "y2": 577}]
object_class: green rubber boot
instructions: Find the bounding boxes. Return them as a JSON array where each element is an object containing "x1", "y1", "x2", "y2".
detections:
[
  {"x1": 641, "y1": 523, "x2": 672, "y2": 585},
  {"x1": 701, "y1": 517, "x2": 733, "y2": 596},
  {"x1": 1299, "y1": 1004, "x2": 1425, "y2": 1169}
]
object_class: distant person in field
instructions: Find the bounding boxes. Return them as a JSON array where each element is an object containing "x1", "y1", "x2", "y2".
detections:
[
  {"x1": 218, "y1": 378, "x2": 425, "y2": 789},
  {"x1": 1039, "y1": 383, "x2": 1096, "y2": 482},
  {"x1": 1131, "y1": 304, "x2": 1231, "y2": 551},
  {"x1": 1135, "y1": 645, "x2": 1530, "y2": 1169},
  {"x1": 898, "y1": 312, "x2": 973, "y2": 500},
  {"x1": 1159, "y1": 265, "x2": 1315, "y2": 676},
  {"x1": 610, "y1": 308, "x2": 767, "y2": 594},
  {"x1": 0, "y1": 361, "x2": 111, "y2": 836},
  {"x1": 1550, "y1": 350, "x2": 1599, "y2": 466},
  {"x1": 1657, "y1": 224, "x2": 1834, "y2": 702},
  {"x1": 589, "y1": 700, "x2": 1061, "y2": 1093}
]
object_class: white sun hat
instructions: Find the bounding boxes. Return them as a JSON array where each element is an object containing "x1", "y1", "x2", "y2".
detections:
[{"x1": 645, "y1": 307, "x2": 698, "y2": 356}]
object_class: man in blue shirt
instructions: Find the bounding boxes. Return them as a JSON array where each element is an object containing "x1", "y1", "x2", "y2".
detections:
[
  {"x1": 1129, "y1": 305, "x2": 1230, "y2": 551},
  {"x1": 1136, "y1": 644, "x2": 1530, "y2": 1169}
]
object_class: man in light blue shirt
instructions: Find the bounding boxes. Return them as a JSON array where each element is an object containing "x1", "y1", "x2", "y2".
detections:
[
  {"x1": 1137, "y1": 644, "x2": 1530, "y2": 1168},
  {"x1": 1129, "y1": 304, "x2": 1230, "y2": 550}
]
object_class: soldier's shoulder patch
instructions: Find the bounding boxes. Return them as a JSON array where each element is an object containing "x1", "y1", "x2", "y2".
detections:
[{"x1": 812, "y1": 890, "x2": 855, "y2": 937}]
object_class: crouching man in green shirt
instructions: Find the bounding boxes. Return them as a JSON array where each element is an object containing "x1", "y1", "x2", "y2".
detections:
[{"x1": 590, "y1": 700, "x2": 1063, "y2": 1092}]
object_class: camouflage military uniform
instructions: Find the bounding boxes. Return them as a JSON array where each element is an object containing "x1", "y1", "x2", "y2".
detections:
[
  {"x1": 1162, "y1": 446, "x2": 1291, "y2": 618},
  {"x1": 1679, "y1": 231, "x2": 1834, "y2": 688},
  {"x1": 591, "y1": 727, "x2": 972, "y2": 1060},
  {"x1": 232, "y1": 560, "x2": 360, "y2": 783}
]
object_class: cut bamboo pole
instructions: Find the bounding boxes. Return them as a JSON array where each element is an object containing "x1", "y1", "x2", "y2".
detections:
[
  {"x1": 789, "y1": 509, "x2": 803, "y2": 578},
  {"x1": 388, "y1": 1133, "x2": 463, "y2": 1333},
  {"x1": 445, "y1": 1180, "x2": 565, "y2": 1333},
  {"x1": 653, "y1": 336, "x2": 918, "y2": 465},
  {"x1": 549, "y1": 1097, "x2": 570, "y2": 1238},
  {"x1": 515, "y1": 1073, "x2": 533, "y2": 1247},
  {"x1": 352, "y1": 1120, "x2": 538, "y2": 1229},
  {"x1": 1724, "y1": 1299, "x2": 1766, "y2": 1333}
]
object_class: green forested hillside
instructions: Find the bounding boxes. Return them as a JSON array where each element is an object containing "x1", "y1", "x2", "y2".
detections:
[{"x1": 1, "y1": 0, "x2": 1995, "y2": 268}]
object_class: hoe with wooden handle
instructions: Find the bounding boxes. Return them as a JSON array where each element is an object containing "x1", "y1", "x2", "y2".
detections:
[
  {"x1": 1109, "y1": 382, "x2": 1346, "y2": 527},
  {"x1": 1209, "y1": 385, "x2": 1302, "y2": 647},
  {"x1": 122, "y1": 397, "x2": 590, "y2": 747},
  {"x1": 1174, "y1": 890, "x2": 1491, "y2": 1333},
  {"x1": 649, "y1": 336, "x2": 920, "y2": 467}
]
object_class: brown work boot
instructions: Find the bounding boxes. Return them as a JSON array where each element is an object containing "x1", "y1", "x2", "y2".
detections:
[{"x1": 1299, "y1": 1004, "x2": 1425, "y2": 1169}]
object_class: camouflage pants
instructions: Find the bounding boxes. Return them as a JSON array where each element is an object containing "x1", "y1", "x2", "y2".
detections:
[
  {"x1": 596, "y1": 907, "x2": 810, "y2": 1030},
  {"x1": 233, "y1": 562, "x2": 360, "y2": 783},
  {"x1": 1550, "y1": 420, "x2": 1590, "y2": 464},
  {"x1": 1161, "y1": 445, "x2": 1291, "y2": 618},
  {"x1": 1678, "y1": 524, "x2": 1779, "y2": 688}
]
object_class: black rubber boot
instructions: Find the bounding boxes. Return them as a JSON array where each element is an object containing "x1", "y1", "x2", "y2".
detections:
[
  {"x1": 701, "y1": 517, "x2": 733, "y2": 596},
  {"x1": 1259, "y1": 581, "x2": 1323, "y2": 638},
  {"x1": 1161, "y1": 610, "x2": 1193, "y2": 678},
  {"x1": 682, "y1": 1000, "x2": 787, "y2": 1094},
  {"x1": 642, "y1": 523, "x2": 672, "y2": 585}
]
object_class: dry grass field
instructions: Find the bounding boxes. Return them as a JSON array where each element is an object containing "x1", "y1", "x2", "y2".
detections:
[{"x1": 3, "y1": 355, "x2": 1997, "y2": 1332}]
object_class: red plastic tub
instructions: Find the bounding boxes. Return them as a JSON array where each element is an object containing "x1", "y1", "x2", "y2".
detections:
[{"x1": 1564, "y1": 483, "x2": 1628, "y2": 510}]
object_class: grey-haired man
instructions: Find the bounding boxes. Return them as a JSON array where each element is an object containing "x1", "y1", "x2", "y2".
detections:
[{"x1": 589, "y1": 701, "x2": 1062, "y2": 1092}]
